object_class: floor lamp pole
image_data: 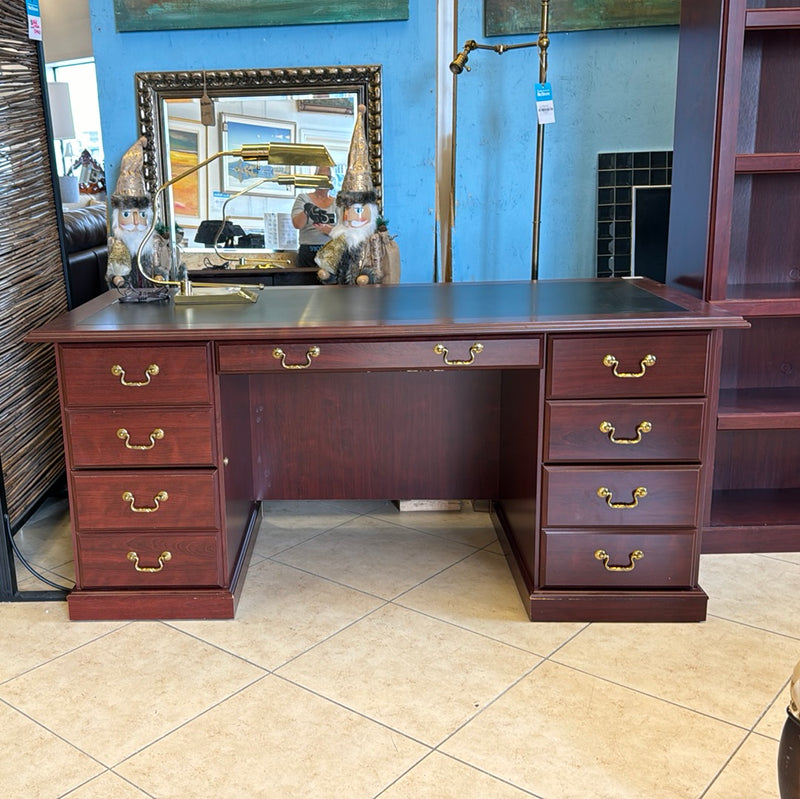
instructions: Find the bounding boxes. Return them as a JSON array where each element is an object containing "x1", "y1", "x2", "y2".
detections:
[
  {"x1": 531, "y1": 0, "x2": 550, "y2": 281},
  {"x1": 450, "y1": 0, "x2": 551, "y2": 281}
]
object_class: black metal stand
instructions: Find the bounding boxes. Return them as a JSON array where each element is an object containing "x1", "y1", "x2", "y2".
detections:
[{"x1": 779, "y1": 710, "x2": 800, "y2": 799}]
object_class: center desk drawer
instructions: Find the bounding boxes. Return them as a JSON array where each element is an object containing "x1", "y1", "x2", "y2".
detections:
[
  {"x1": 544, "y1": 400, "x2": 705, "y2": 462},
  {"x1": 59, "y1": 344, "x2": 213, "y2": 407},
  {"x1": 217, "y1": 337, "x2": 542, "y2": 373},
  {"x1": 71, "y1": 470, "x2": 221, "y2": 532},
  {"x1": 547, "y1": 334, "x2": 709, "y2": 398},
  {"x1": 542, "y1": 466, "x2": 701, "y2": 528},
  {"x1": 66, "y1": 408, "x2": 216, "y2": 468}
]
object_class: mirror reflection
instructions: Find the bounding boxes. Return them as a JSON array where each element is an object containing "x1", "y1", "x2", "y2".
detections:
[{"x1": 135, "y1": 66, "x2": 382, "y2": 274}]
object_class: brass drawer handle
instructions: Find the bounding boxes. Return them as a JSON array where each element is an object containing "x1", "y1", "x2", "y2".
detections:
[
  {"x1": 121, "y1": 490, "x2": 168, "y2": 513},
  {"x1": 596, "y1": 486, "x2": 647, "y2": 509},
  {"x1": 594, "y1": 549, "x2": 644, "y2": 572},
  {"x1": 433, "y1": 342, "x2": 484, "y2": 366},
  {"x1": 599, "y1": 420, "x2": 652, "y2": 445},
  {"x1": 602, "y1": 353, "x2": 656, "y2": 378},
  {"x1": 111, "y1": 363, "x2": 160, "y2": 387},
  {"x1": 272, "y1": 346, "x2": 320, "y2": 369},
  {"x1": 127, "y1": 550, "x2": 172, "y2": 573},
  {"x1": 116, "y1": 427, "x2": 165, "y2": 450}
]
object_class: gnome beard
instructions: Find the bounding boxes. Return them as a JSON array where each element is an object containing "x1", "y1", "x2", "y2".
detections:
[
  {"x1": 315, "y1": 202, "x2": 382, "y2": 285},
  {"x1": 107, "y1": 206, "x2": 155, "y2": 288},
  {"x1": 329, "y1": 205, "x2": 377, "y2": 250},
  {"x1": 114, "y1": 212, "x2": 151, "y2": 259}
]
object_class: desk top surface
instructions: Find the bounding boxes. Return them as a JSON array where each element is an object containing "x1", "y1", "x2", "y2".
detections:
[{"x1": 29, "y1": 278, "x2": 746, "y2": 343}]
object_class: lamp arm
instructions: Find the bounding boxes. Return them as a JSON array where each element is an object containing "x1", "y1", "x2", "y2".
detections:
[
  {"x1": 134, "y1": 149, "x2": 243, "y2": 288},
  {"x1": 213, "y1": 177, "x2": 274, "y2": 263}
]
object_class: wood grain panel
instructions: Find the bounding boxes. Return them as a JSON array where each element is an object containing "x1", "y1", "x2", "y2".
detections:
[
  {"x1": 545, "y1": 399, "x2": 705, "y2": 462},
  {"x1": 76, "y1": 532, "x2": 222, "y2": 588},
  {"x1": 66, "y1": 407, "x2": 216, "y2": 467},
  {"x1": 71, "y1": 470, "x2": 220, "y2": 531},
  {"x1": 541, "y1": 529, "x2": 695, "y2": 588},
  {"x1": 249, "y1": 370, "x2": 503, "y2": 500},
  {"x1": 217, "y1": 336, "x2": 542, "y2": 373},
  {"x1": 59, "y1": 344, "x2": 212, "y2": 406},
  {"x1": 542, "y1": 466, "x2": 701, "y2": 527},
  {"x1": 547, "y1": 334, "x2": 709, "y2": 398}
]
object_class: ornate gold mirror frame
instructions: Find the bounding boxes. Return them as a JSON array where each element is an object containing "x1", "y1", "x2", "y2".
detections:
[{"x1": 134, "y1": 65, "x2": 383, "y2": 223}]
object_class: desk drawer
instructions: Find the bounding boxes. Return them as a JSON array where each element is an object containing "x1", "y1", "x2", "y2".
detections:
[
  {"x1": 541, "y1": 529, "x2": 695, "y2": 588},
  {"x1": 544, "y1": 400, "x2": 705, "y2": 462},
  {"x1": 217, "y1": 337, "x2": 542, "y2": 373},
  {"x1": 71, "y1": 470, "x2": 221, "y2": 532},
  {"x1": 542, "y1": 466, "x2": 701, "y2": 527},
  {"x1": 76, "y1": 532, "x2": 222, "y2": 588},
  {"x1": 66, "y1": 408, "x2": 216, "y2": 468},
  {"x1": 59, "y1": 344, "x2": 213, "y2": 407},
  {"x1": 547, "y1": 334, "x2": 709, "y2": 398}
]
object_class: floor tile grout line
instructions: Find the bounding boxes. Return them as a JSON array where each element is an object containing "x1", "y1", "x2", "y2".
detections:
[
  {"x1": 388, "y1": 596, "x2": 589, "y2": 659},
  {"x1": 0, "y1": 622, "x2": 133, "y2": 687},
  {"x1": 107, "y1": 671, "x2": 272, "y2": 771},
  {"x1": 427, "y1": 658, "x2": 550, "y2": 752},
  {"x1": 704, "y1": 610, "x2": 800, "y2": 641},
  {"x1": 270, "y1": 599, "x2": 393, "y2": 672},
  {"x1": 269, "y1": 669, "x2": 438, "y2": 752},
  {"x1": 357, "y1": 508, "x2": 498, "y2": 546},
  {"x1": 696, "y1": 727, "x2": 759, "y2": 799},
  {"x1": 543, "y1": 657, "x2": 771, "y2": 732},
  {"x1": 254, "y1": 514, "x2": 370, "y2": 559},
  {"x1": 371, "y1": 747, "x2": 544, "y2": 799},
  {"x1": 265, "y1": 535, "x2": 485, "y2": 606},
  {"x1": 58, "y1": 767, "x2": 157, "y2": 799},
  {"x1": 159, "y1": 620, "x2": 276, "y2": 674},
  {"x1": 0, "y1": 695, "x2": 111, "y2": 774}
]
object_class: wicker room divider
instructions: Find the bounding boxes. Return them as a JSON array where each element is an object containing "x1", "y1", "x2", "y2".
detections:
[{"x1": 0, "y1": 2, "x2": 71, "y2": 595}]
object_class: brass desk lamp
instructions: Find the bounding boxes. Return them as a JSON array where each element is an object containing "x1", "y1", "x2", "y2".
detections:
[{"x1": 135, "y1": 142, "x2": 334, "y2": 304}]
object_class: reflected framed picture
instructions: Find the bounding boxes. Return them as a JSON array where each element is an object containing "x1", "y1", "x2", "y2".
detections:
[
  {"x1": 220, "y1": 113, "x2": 296, "y2": 197},
  {"x1": 485, "y1": 0, "x2": 679, "y2": 36},
  {"x1": 167, "y1": 118, "x2": 206, "y2": 227},
  {"x1": 299, "y1": 128, "x2": 350, "y2": 194}
]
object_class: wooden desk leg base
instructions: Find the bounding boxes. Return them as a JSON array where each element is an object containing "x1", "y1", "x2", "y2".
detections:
[{"x1": 66, "y1": 503, "x2": 262, "y2": 621}]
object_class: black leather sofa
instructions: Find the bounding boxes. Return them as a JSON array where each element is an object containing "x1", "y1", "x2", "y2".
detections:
[{"x1": 61, "y1": 204, "x2": 108, "y2": 307}]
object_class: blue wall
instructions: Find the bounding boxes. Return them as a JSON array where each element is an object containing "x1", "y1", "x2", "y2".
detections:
[{"x1": 88, "y1": 0, "x2": 678, "y2": 283}]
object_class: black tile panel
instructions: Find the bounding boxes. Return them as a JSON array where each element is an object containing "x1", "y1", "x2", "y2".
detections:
[{"x1": 596, "y1": 151, "x2": 672, "y2": 278}]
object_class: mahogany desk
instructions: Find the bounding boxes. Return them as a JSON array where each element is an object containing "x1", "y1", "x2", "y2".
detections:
[{"x1": 28, "y1": 278, "x2": 746, "y2": 622}]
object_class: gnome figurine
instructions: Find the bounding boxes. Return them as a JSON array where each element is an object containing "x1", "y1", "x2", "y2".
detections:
[
  {"x1": 106, "y1": 136, "x2": 177, "y2": 290},
  {"x1": 315, "y1": 105, "x2": 400, "y2": 285}
]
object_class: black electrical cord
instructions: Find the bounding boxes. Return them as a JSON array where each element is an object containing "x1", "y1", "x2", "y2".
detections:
[{"x1": 7, "y1": 526, "x2": 73, "y2": 593}]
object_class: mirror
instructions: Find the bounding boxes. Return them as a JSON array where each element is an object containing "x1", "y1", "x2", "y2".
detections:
[{"x1": 134, "y1": 65, "x2": 382, "y2": 268}]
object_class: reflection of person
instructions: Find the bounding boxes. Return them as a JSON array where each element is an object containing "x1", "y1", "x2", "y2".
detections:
[
  {"x1": 315, "y1": 106, "x2": 400, "y2": 285},
  {"x1": 291, "y1": 166, "x2": 336, "y2": 267}
]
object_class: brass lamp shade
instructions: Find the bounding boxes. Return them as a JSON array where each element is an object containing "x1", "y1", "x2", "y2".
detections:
[{"x1": 258, "y1": 142, "x2": 335, "y2": 166}]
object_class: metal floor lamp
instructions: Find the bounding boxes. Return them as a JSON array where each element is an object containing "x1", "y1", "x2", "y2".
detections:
[{"x1": 450, "y1": 0, "x2": 550, "y2": 280}]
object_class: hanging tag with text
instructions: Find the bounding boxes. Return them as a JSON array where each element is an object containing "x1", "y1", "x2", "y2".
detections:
[
  {"x1": 26, "y1": 0, "x2": 42, "y2": 40},
  {"x1": 535, "y1": 82, "x2": 555, "y2": 125}
]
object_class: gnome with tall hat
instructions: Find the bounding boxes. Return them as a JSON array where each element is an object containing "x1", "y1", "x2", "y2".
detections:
[
  {"x1": 106, "y1": 136, "x2": 174, "y2": 289},
  {"x1": 315, "y1": 105, "x2": 400, "y2": 285}
]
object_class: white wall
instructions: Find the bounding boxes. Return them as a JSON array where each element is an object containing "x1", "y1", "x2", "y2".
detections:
[{"x1": 40, "y1": 0, "x2": 93, "y2": 63}]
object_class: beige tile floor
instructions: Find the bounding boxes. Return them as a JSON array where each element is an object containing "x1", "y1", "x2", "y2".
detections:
[{"x1": 3, "y1": 497, "x2": 799, "y2": 798}]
